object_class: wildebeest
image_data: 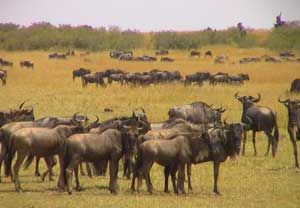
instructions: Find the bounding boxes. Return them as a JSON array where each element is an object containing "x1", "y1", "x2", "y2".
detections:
[
  {"x1": 168, "y1": 101, "x2": 226, "y2": 126},
  {"x1": 48, "y1": 53, "x2": 58, "y2": 59},
  {"x1": 160, "y1": 57, "x2": 175, "y2": 62},
  {"x1": 60, "y1": 120, "x2": 143, "y2": 194},
  {"x1": 0, "y1": 69, "x2": 7, "y2": 85},
  {"x1": 155, "y1": 50, "x2": 169, "y2": 56},
  {"x1": 205, "y1": 50, "x2": 213, "y2": 57},
  {"x1": 0, "y1": 58, "x2": 13, "y2": 67},
  {"x1": 190, "y1": 50, "x2": 200, "y2": 57},
  {"x1": 20, "y1": 61, "x2": 34, "y2": 69},
  {"x1": 72, "y1": 68, "x2": 91, "y2": 80},
  {"x1": 279, "y1": 51, "x2": 295, "y2": 58},
  {"x1": 132, "y1": 121, "x2": 248, "y2": 195},
  {"x1": 234, "y1": 92, "x2": 279, "y2": 157},
  {"x1": 185, "y1": 72, "x2": 211, "y2": 86},
  {"x1": 5, "y1": 116, "x2": 88, "y2": 192},
  {"x1": 110, "y1": 51, "x2": 133, "y2": 59},
  {"x1": 290, "y1": 79, "x2": 300, "y2": 93},
  {"x1": 227, "y1": 74, "x2": 250, "y2": 85},
  {"x1": 214, "y1": 55, "x2": 228, "y2": 64},
  {"x1": 0, "y1": 101, "x2": 34, "y2": 127},
  {"x1": 107, "y1": 73, "x2": 126, "y2": 85},
  {"x1": 0, "y1": 113, "x2": 91, "y2": 181},
  {"x1": 209, "y1": 73, "x2": 229, "y2": 85},
  {"x1": 81, "y1": 73, "x2": 106, "y2": 87},
  {"x1": 239, "y1": 57, "x2": 261, "y2": 64},
  {"x1": 278, "y1": 98, "x2": 300, "y2": 168}
]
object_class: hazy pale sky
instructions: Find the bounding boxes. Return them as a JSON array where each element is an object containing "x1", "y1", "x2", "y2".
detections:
[{"x1": 0, "y1": 0, "x2": 300, "y2": 31}]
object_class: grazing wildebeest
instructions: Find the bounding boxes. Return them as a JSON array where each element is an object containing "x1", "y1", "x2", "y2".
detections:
[
  {"x1": 265, "y1": 56, "x2": 281, "y2": 63},
  {"x1": 185, "y1": 72, "x2": 211, "y2": 86},
  {"x1": 107, "y1": 73, "x2": 126, "y2": 85},
  {"x1": 56, "y1": 54, "x2": 67, "y2": 59},
  {"x1": 160, "y1": 57, "x2": 175, "y2": 62},
  {"x1": 279, "y1": 51, "x2": 295, "y2": 57},
  {"x1": 214, "y1": 55, "x2": 228, "y2": 64},
  {"x1": 205, "y1": 50, "x2": 213, "y2": 57},
  {"x1": 48, "y1": 53, "x2": 58, "y2": 59},
  {"x1": 110, "y1": 51, "x2": 133, "y2": 59},
  {"x1": 60, "y1": 121, "x2": 143, "y2": 195},
  {"x1": 190, "y1": 50, "x2": 200, "y2": 57},
  {"x1": 72, "y1": 68, "x2": 91, "y2": 80},
  {"x1": 209, "y1": 73, "x2": 229, "y2": 85},
  {"x1": 6, "y1": 117, "x2": 87, "y2": 192},
  {"x1": 155, "y1": 50, "x2": 169, "y2": 56},
  {"x1": 290, "y1": 79, "x2": 300, "y2": 93},
  {"x1": 234, "y1": 92, "x2": 279, "y2": 157},
  {"x1": 0, "y1": 69, "x2": 7, "y2": 85},
  {"x1": 278, "y1": 98, "x2": 300, "y2": 168},
  {"x1": 81, "y1": 73, "x2": 106, "y2": 87},
  {"x1": 0, "y1": 58, "x2": 13, "y2": 67},
  {"x1": 20, "y1": 61, "x2": 34, "y2": 69},
  {"x1": 227, "y1": 74, "x2": 249, "y2": 85},
  {"x1": 168, "y1": 101, "x2": 226, "y2": 126},
  {"x1": 132, "y1": 121, "x2": 248, "y2": 195}
]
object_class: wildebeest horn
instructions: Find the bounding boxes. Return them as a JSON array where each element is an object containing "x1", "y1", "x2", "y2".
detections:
[
  {"x1": 278, "y1": 96, "x2": 289, "y2": 103},
  {"x1": 19, "y1": 101, "x2": 26, "y2": 109},
  {"x1": 140, "y1": 107, "x2": 145, "y2": 113},
  {"x1": 73, "y1": 112, "x2": 80, "y2": 122},
  {"x1": 122, "y1": 124, "x2": 131, "y2": 130},
  {"x1": 137, "y1": 120, "x2": 148, "y2": 130},
  {"x1": 92, "y1": 115, "x2": 99, "y2": 124},
  {"x1": 234, "y1": 92, "x2": 241, "y2": 99},
  {"x1": 208, "y1": 104, "x2": 213, "y2": 108},
  {"x1": 223, "y1": 118, "x2": 229, "y2": 126}
]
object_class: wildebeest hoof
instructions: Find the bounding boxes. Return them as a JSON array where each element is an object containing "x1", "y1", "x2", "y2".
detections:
[
  {"x1": 35, "y1": 172, "x2": 41, "y2": 177},
  {"x1": 214, "y1": 190, "x2": 221, "y2": 196},
  {"x1": 76, "y1": 186, "x2": 83, "y2": 191},
  {"x1": 164, "y1": 189, "x2": 170, "y2": 193},
  {"x1": 49, "y1": 177, "x2": 55, "y2": 182},
  {"x1": 68, "y1": 190, "x2": 73, "y2": 195}
]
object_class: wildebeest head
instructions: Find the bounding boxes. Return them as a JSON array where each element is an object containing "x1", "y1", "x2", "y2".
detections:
[
  {"x1": 120, "y1": 120, "x2": 144, "y2": 157},
  {"x1": 235, "y1": 92, "x2": 261, "y2": 109},
  {"x1": 11, "y1": 101, "x2": 35, "y2": 122},
  {"x1": 212, "y1": 106, "x2": 226, "y2": 126},
  {"x1": 278, "y1": 97, "x2": 300, "y2": 125},
  {"x1": 223, "y1": 119, "x2": 251, "y2": 158},
  {"x1": 132, "y1": 108, "x2": 151, "y2": 133}
]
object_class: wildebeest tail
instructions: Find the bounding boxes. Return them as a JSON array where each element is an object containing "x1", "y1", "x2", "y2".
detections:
[
  {"x1": 273, "y1": 112, "x2": 279, "y2": 142},
  {"x1": 23, "y1": 155, "x2": 35, "y2": 170},
  {"x1": 5, "y1": 134, "x2": 16, "y2": 176}
]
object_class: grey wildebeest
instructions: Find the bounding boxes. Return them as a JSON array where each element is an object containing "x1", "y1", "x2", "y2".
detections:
[
  {"x1": 72, "y1": 68, "x2": 91, "y2": 80},
  {"x1": 81, "y1": 73, "x2": 106, "y2": 87},
  {"x1": 132, "y1": 121, "x2": 248, "y2": 195},
  {"x1": 60, "y1": 120, "x2": 144, "y2": 195},
  {"x1": 155, "y1": 50, "x2": 169, "y2": 56},
  {"x1": 20, "y1": 61, "x2": 34, "y2": 69},
  {"x1": 278, "y1": 98, "x2": 300, "y2": 168},
  {"x1": 185, "y1": 72, "x2": 211, "y2": 86},
  {"x1": 6, "y1": 116, "x2": 88, "y2": 192},
  {"x1": 130, "y1": 118, "x2": 208, "y2": 193},
  {"x1": 235, "y1": 92, "x2": 279, "y2": 157},
  {"x1": 0, "y1": 58, "x2": 13, "y2": 67},
  {"x1": 167, "y1": 101, "x2": 226, "y2": 126},
  {"x1": 190, "y1": 50, "x2": 200, "y2": 57}
]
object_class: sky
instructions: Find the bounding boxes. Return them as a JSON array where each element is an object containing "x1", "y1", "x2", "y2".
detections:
[{"x1": 0, "y1": 0, "x2": 300, "y2": 31}]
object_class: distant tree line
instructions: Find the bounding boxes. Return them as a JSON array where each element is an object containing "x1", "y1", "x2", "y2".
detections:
[{"x1": 0, "y1": 22, "x2": 299, "y2": 52}]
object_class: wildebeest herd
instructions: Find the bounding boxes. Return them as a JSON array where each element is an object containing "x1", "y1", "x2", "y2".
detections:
[{"x1": 0, "y1": 92, "x2": 299, "y2": 195}]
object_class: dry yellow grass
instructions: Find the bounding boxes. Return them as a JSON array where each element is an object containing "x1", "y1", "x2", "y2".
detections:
[{"x1": 0, "y1": 46, "x2": 299, "y2": 208}]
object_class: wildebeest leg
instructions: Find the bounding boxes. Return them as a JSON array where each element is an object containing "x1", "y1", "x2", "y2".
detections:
[
  {"x1": 265, "y1": 131, "x2": 276, "y2": 158},
  {"x1": 86, "y1": 163, "x2": 92, "y2": 178},
  {"x1": 242, "y1": 131, "x2": 247, "y2": 155},
  {"x1": 213, "y1": 161, "x2": 221, "y2": 195},
  {"x1": 130, "y1": 171, "x2": 137, "y2": 192},
  {"x1": 0, "y1": 144, "x2": 7, "y2": 183},
  {"x1": 143, "y1": 161, "x2": 154, "y2": 194},
  {"x1": 57, "y1": 154, "x2": 67, "y2": 191},
  {"x1": 13, "y1": 151, "x2": 27, "y2": 192},
  {"x1": 49, "y1": 156, "x2": 57, "y2": 180},
  {"x1": 288, "y1": 126, "x2": 299, "y2": 168},
  {"x1": 34, "y1": 157, "x2": 41, "y2": 177},
  {"x1": 164, "y1": 166, "x2": 170, "y2": 193},
  {"x1": 66, "y1": 157, "x2": 81, "y2": 195},
  {"x1": 252, "y1": 131, "x2": 257, "y2": 156},
  {"x1": 41, "y1": 156, "x2": 56, "y2": 182},
  {"x1": 265, "y1": 137, "x2": 271, "y2": 156},
  {"x1": 74, "y1": 166, "x2": 82, "y2": 191},
  {"x1": 170, "y1": 165, "x2": 178, "y2": 194},
  {"x1": 187, "y1": 163, "x2": 192, "y2": 191},
  {"x1": 79, "y1": 162, "x2": 85, "y2": 176},
  {"x1": 177, "y1": 163, "x2": 186, "y2": 195},
  {"x1": 108, "y1": 159, "x2": 119, "y2": 194}
]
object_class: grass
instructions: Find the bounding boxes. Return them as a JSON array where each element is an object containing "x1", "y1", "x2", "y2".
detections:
[{"x1": 0, "y1": 46, "x2": 299, "y2": 208}]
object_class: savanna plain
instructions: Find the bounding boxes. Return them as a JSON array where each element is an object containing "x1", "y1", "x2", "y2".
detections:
[{"x1": 0, "y1": 46, "x2": 299, "y2": 208}]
